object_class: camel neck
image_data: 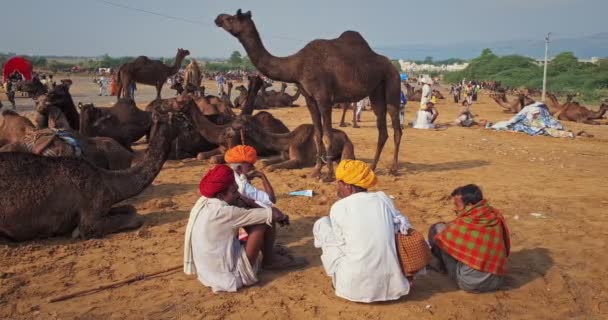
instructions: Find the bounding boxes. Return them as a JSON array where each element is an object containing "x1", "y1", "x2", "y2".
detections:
[
  {"x1": 245, "y1": 122, "x2": 294, "y2": 151},
  {"x1": 238, "y1": 24, "x2": 297, "y2": 82},
  {"x1": 188, "y1": 104, "x2": 230, "y2": 144},
  {"x1": 103, "y1": 122, "x2": 172, "y2": 204}
]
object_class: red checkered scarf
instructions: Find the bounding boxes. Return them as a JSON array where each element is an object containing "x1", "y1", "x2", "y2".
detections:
[{"x1": 434, "y1": 200, "x2": 510, "y2": 275}]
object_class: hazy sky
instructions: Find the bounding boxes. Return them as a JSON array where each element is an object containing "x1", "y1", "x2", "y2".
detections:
[{"x1": 1, "y1": 0, "x2": 606, "y2": 58}]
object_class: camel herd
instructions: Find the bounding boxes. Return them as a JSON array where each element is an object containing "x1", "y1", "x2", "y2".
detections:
[
  {"x1": 1, "y1": 8, "x2": 606, "y2": 242},
  {"x1": 489, "y1": 91, "x2": 607, "y2": 124}
]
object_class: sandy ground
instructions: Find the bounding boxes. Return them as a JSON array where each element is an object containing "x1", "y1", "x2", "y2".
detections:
[{"x1": 1, "y1": 76, "x2": 608, "y2": 319}]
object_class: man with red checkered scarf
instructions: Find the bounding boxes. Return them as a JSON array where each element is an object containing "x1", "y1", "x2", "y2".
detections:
[{"x1": 428, "y1": 184, "x2": 511, "y2": 292}]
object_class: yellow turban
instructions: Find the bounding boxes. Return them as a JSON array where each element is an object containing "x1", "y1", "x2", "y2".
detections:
[
  {"x1": 224, "y1": 145, "x2": 258, "y2": 164},
  {"x1": 335, "y1": 159, "x2": 377, "y2": 189}
]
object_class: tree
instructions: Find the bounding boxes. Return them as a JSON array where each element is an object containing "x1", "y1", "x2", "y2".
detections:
[
  {"x1": 229, "y1": 51, "x2": 243, "y2": 65},
  {"x1": 423, "y1": 56, "x2": 433, "y2": 64}
]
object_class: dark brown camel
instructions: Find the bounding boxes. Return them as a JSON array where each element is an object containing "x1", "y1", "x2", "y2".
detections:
[
  {"x1": 15, "y1": 77, "x2": 48, "y2": 99},
  {"x1": 34, "y1": 84, "x2": 80, "y2": 130},
  {"x1": 117, "y1": 48, "x2": 190, "y2": 99},
  {"x1": 216, "y1": 10, "x2": 402, "y2": 178},
  {"x1": 229, "y1": 115, "x2": 355, "y2": 172},
  {"x1": 490, "y1": 93, "x2": 533, "y2": 113},
  {"x1": 0, "y1": 111, "x2": 186, "y2": 241},
  {"x1": 79, "y1": 99, "x2": 152, "y2": 150},
  {"x1": 555, "y1": 101, "x2": 608, "y2": 124}
]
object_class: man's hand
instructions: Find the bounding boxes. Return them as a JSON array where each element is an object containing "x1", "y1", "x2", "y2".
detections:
[
  {"x1": 271, "y1": 208, "x2": 290, "y2": 226},
  {"x1": 246, "y1": 170, "x2": 265, "y2": 180}
]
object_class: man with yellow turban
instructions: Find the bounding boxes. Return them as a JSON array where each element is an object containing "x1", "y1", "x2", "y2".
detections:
[
  {"x1": 224, "y1": 145, "x2": 276, "y2": 208},
  {"x1": 313, "y1": 159, "x2": 414, "y2": 303}
]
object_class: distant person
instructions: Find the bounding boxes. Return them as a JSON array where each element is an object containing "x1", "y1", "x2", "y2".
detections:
[
  {"x1": 400, "y1": 87, "x2": 408, "y2": 129},
  {"x1": 129, "y1": 82, "x2": 136, "y2": 98},
  {"x1": 420, "y1": 77, "x2": 433, "y2": 107},
  {"x1": 465, "y1": 83, "x2": 474, "y2": 104},
  {"x1": 454, "y1": 100, "x2": 475, "y2": 127},
  {"x1": 428, "y1": 184, "x2": 510, "y2": 292},
  {"x1": 98, "y1": 76, "x2": 108, "y2": 96},
  {"x1": 216, "y1": 74, "x2": 226, "y2": 95}
]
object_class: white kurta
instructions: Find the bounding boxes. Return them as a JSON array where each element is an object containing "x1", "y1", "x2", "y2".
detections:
[
  {"x1": 421, "y1": 84, "x2": 432, "y2": 107},
  {"x1": 190, "y1": 197, "x2": 272, "y2": 292},
  {"x1": 234, "y1": 173, "x2": 273, "y2": 208},
  {"x1": 313, "y1": 191, "x2": 410, "y2": 303}
]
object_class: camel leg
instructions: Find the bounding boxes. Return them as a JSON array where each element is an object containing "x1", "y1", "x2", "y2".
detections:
[
  {"x1": 156, "y1": 82, "x2": 163, "y2": 99},
  {"x1": 319, "y1": 99, "x2": 336, "y2": 181},
  {"x1": 352, "y1": 103, "x2": 360, "y2": 128},
  {"x1": 582, "y1": 119, "x2": 599, "y2": 125},
  {"x1": 78, "y1": 206, "x2": 143, "y2": 239},
  {"x1": 302, "y1": 92, "x2": 324, "y2": 178},
  {"x1": 259, "y1": 155, "x2": 286, "y2": 168},
  {"x1": 369, "y1": 86, "x2": 389, "y2": 173},
  {"x1": 197, "y1": 147, "x2": 223, "y2": 160},
  {"x1": 339, "y1": 103, "x2": 348, "y2": 127}
]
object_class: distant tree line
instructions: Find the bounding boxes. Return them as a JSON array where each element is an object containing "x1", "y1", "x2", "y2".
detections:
[
  {"x1": 445, "y1": 49, "x2": 608, "y2": 102},
  {"x1": 0, "y1": 51, "x2": 256, "y2": 73}
]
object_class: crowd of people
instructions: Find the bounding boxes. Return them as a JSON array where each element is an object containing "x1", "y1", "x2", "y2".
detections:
[{"x1": 184, "y1": 145, "x2": 511, "y2": 302}]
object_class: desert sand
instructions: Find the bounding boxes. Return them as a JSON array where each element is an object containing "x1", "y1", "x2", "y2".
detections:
[{"x1": 1, "y1": 76, "x2": 608, "y2": 319}]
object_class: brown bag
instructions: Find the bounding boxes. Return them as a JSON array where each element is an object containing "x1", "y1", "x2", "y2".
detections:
[{"x1": 395, "y1": 229, "x2": 432, "y2": 276}]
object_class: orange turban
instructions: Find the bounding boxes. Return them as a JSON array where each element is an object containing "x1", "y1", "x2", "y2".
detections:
[
  {"x1": 224, "y1": 145, "x2": 258, "y2": 164},
  {"x1": 199, "y1": 164, "x2": 236, "y2": 198},
  {"x1": 335, "y1": 159, "x2": 377, "y2": 189}
]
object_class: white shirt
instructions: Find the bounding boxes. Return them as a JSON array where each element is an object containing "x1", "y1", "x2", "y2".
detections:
[
  {"x1": 314, "y1": 192, "x2": 410, "y2": 302},
  {"x1": 234, "y1": 173, "x2": 273, "y2": 208},
  {"x1": 191, "y1": 197, "x2": 272, "y2": 292},
  {"x1": 421, "y1": 84, "x2": 432, "y2": 106},
  {"x1": 413, "y1": 110, "x2": 435, "y2": 129}
]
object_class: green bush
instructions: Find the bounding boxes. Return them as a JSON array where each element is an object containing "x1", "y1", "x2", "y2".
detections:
[{"x1": 445, "y1": 49, "x2": 608, "y2": 103}]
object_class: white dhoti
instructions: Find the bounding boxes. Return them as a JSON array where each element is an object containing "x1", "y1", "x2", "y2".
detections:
[
  {"x1": 313, "y1": 217, "x2": 345, "y2": 279},
  {"x1": 235, "y1": 246, "x2": 261, "y2": 288}
]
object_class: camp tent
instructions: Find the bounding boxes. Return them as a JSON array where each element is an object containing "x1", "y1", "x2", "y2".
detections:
[{"x1": 2, "y1": 56, "x2": 33, "y2": 82}]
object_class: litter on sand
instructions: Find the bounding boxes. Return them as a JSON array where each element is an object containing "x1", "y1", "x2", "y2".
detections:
[{"x1": 288, "y1": 190, "x2": 314, "y2": 197}]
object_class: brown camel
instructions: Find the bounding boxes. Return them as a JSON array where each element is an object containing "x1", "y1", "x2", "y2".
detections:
[
  {"x1": 229, "y1": 115, "x2": 355, "y2": 172},
  {"x1": 233, "y1": 84, "x2": 248, "y2": 109},
  {"x1": 34, "y1": 84, "x2": 80, "y2": 130},
  {"x1": 490, "y1": 93, "x2": 533, "y2": 113},
  {"x1": 117, "y1": 48, "x2": 190, "y2": 99},
  {"x1": 0, "y1": 109, "x2": 35, "y2": 147},
  {"x1": 0, "y1": 106, "x2": 133, "y2": 170},
  {"x1": 205, "y1": 81, "x2": 235, "y2": 110},
  {"x1": 404, "y1": 83, "x2": 422, "y2": 102},
  {"x1": 216, "y1": 10, "x2": 402, "y2": 177},
  {"x1": 0, "y1": 112, "x2": 187, "y2": 241},
  {"x1": 79, "y1": 99, "x2": 152, "y2": 150},
  {"x1": 15, "y1": 77, "x2": 48, "y2": 99},
  {"x1": 555, "y1": 101, "x2": 608, "y2": 124}
]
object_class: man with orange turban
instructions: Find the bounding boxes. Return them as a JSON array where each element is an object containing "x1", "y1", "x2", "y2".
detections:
[
  {"x1": 313, "y1": 159, "x2": 414, "y2": 303},
  {"x1": 184, "y1": 164, "x2": 305, "y2": 293},
  {"x1": 224, "y1": 145, "x2": 276, "y2": 208}
]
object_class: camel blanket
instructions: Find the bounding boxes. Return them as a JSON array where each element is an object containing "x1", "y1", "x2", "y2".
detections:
[{"x1": 23, "y1": 129, "x2": 82, "y2": 157}]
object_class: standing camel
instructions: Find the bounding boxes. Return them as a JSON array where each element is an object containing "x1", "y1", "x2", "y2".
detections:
[
  {"x1": 216, "y1": 10, "x2": 402, "y2": 177},
  {"x1": 117, "y1": 48, "x2": 190, "y2": 99},
  {"x1": 184, "y1": 59, "x2": 202, "y2": 95}
]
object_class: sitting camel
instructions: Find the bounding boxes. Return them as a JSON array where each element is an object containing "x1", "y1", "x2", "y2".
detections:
[
  {"x1": 490, "y1": 93, "x2": 534, "y2": 113},
  {"x1": 0, "y1": 106, "x2": 133, "y2": 170},
  {"x1": 545, "y1": 93, "x2": 607, "y2": 124},
  {"x1": 229, "y1": 115, "x2": 355, "y2": 172},
  {"x1": 79, "y1": 99, "x2": 152, "y2": 150},
  {"x1": 0, "y1": 111, "x2": 187, "y2": 241},
  {"x1": 117, "y1": 48, "x2": 190, "y2": 99},
  {"x1": 34, "y1": 84, "x2": 80, "y2": 130},
  {"x1": 0, "y1": 109, "x2": 35, "y2": 147}
]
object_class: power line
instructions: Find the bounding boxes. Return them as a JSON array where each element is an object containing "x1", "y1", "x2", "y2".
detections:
[{"x1": 91, "y1": 0, "x2": 305, "y2": 43}]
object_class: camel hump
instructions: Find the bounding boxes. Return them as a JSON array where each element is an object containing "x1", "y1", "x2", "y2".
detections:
[{"x1": 338, "y1": 30, "x2": 372, "y2": 48}]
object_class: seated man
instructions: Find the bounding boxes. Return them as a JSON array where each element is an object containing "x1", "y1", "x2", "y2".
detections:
[
  {"x1": 224, "y1": 145, "x2": 276, "y2": 208},
  {"x1": 454, "y1": 101, "x2": 475, "y2": 127},
  {"x1": 413, "y1": 102, "x2": 439, "y2": 129},
  {"x1": 183, "y1": 164, "x2": 304, "y2": 293},
  {"x1": 313, "y1": 160, "x2": 411, "y2": 303},
  {"x1": 428, "y1": 184, "x2": 510, "y2": 292}
]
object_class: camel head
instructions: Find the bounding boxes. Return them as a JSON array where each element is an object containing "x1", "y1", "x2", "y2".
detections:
[
  {"x1": 150, "y1": 110, "x2": 191, "y2": 143},
  {"x1": 176, "y1": 48, "x2": 190, "y2": 59},
  {"x1": 235, "y1": 85, "x2": 247, "y2": 93},
  {"x1": 215, "y1": 9, "x2": 253, "y2": 37},
  {"x1": 78, "y1": 102, "x2": 106, "y2": 135}
]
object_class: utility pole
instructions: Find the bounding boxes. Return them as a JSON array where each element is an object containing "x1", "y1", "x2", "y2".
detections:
[{"x1": 542, "y1": 32, "x2": 551, "y2": 102}]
